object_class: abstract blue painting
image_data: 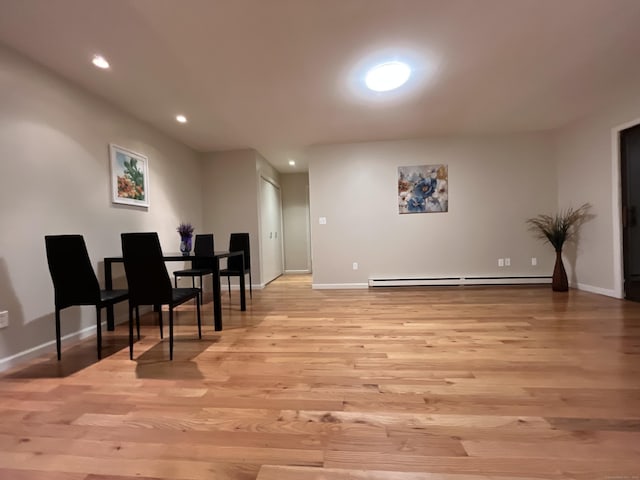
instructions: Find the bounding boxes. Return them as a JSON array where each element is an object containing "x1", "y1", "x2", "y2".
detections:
[{"x1": 398, "y1": 164, "x2": 448, "y2": 214}]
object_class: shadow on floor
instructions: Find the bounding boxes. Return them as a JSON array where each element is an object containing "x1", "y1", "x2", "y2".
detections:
[
  {"x1": 133, "y1": 335, "x2": 218, "y2": 380},
  {"x1": 4, "y1": 334, "x2": 130, "y2": 378}
]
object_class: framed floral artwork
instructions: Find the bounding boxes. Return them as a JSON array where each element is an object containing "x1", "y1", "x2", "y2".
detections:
[
  {"x1": 398, "y1": 164, "x2": 448, "y2": 214},
  {"x1": 110, "y1": 144, "x2": 149, "y2": 207}
]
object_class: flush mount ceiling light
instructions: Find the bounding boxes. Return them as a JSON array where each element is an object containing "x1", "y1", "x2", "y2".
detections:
[
  {"x1": 91, "y1": 54, "x2": 110, "y2": 69},
  {"x1": 176, "y1": 115, "x2": 187, "y2": 123},
  {"x1": 365, "y1": 61, "x2": 411, "y2": 92},
  {"x1": 288, "y1": 160, "x2": 296, "y2": 166}
]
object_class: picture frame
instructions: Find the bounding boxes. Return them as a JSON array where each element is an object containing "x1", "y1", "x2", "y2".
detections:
[
  {"x1": 398, "y1": 164, "x2": 448, "y2": 214},
  {"x1": 110, "y1": 144, "x2": 149, "y2": 207}
]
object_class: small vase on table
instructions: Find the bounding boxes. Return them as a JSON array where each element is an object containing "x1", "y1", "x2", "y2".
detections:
[
  {"x1": 180, "y1": 235, "x2": 192, "y2": 256},
  {"x1": 177, "y1": 222, "x2": 195, "y2": 256}
]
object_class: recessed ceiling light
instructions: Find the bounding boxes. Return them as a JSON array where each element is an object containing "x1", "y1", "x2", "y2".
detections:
[
  {"x1": 91, "y1": 54, "x2": 110, "y2": 69},
  {"x1": 288, "y1": 160, "x2": 296, "y2": 166},
  {"x1": 176, "y1": 115, "x2": 187, "y2": 123},
  {"x1": 365, "y1": 61, "x2": 411, "y2": 92}
]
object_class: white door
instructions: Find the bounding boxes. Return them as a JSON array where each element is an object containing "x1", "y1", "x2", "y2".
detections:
[{"x1": 260, "y1": 177, "x2": 283, "y2": 285}]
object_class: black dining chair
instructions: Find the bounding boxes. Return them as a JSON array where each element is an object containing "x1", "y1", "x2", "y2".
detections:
[
  {"x1": 45, "y1": 234, "x2": 128, "y2": 361},
  {"x1": 121, "y1": 232, "x2": 201, "y2": 360},
  {"x1": 220, "y1": 232, "x2": 252, "y2": 299},
  {"x1": 173, "y1": 233, "x2": 214, "y2": 305}
]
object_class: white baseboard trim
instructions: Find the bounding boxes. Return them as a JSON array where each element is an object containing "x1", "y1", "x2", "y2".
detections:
[
  {"x1": 368, "y1": 275, "x2": 551, "y2": 287},
  {"x1": 312, "y1": 283, "x2": 369, "y2": 289},
  {"x1": 572, "y1": 282, "x2": 620, "y2": 299},
  {"x1": 0, "y1": 322, "x2": 104, "y2": 373},
  {"x1": 284, "y1": 269, "x2": 311, "y2": 274}
]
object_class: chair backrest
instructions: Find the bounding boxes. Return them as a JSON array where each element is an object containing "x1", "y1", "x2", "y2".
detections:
[
  {"x1": 192, "y1": 233, "x2": 214, "y2": 269},
  {"x1": 227, "y1": 232, "x2": 250, "y2": 271},
  {"x1": 121, "y1": 232, "x2": 172, "y2": 305},
  {"x1": 45, "y1": 235, "x2": 102, "y2": 308}
]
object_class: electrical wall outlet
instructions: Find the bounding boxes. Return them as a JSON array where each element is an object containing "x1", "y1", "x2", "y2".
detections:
[
  {"x1": 531, "y1": 257, "x2": 537, "y2": 266},
  {"x1": 319, "y1": 217, "x2": 327, "y2": 224},
  {"x1": 505, "y1": 258, "x2": 511, "y2": 267},
  {"x1": 498, "y1": 258, "x2": 505, "y2": 267},
  {"x1": 0, "y1": 311, "x2": 8, "y2": 329},
  {"x1": 352, "y1": 262, "x2": 358, "y2": 270}
]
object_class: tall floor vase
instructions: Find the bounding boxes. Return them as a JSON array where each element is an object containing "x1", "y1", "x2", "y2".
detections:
[{"x1": 552, "y1": 250, "x2": 569, "y2": 292}]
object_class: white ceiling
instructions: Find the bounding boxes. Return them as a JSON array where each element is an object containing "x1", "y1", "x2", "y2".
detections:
[{"x1": 1, "y1": 0, "x2": 640, "y2": 172}]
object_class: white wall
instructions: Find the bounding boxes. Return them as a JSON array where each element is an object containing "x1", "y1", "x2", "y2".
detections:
[
  {"x1": 0, "y1": 45, "x2": 203, "y2": 369},
  {"x1": 201, "y1": 149, "x2": 260, "y2": 284},
  {"x1": 201, "y1": 149, "x2": 281, "y2": 287},
  {"x1": 308, "y1": 133, "x2": 557, "y2": 287},
  {"x1": 281, "y1": 173, "x2": 311, "y2": 273},
  {"x1": 555, "y1": 84, "x2": 640, "y2": 297}
]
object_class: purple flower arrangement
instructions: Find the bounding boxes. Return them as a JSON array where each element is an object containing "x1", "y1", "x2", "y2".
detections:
[
  {"x1": 176, "y1": 222, "x2": 194, "y2": 238},
  {"x1": 177, "y1": 222, "x2": 194, "y2": 255}
]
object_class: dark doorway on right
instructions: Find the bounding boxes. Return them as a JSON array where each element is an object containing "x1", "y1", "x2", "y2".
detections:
[{"x1": 621, "y1": 123, "x2": 640, "y2": 301}]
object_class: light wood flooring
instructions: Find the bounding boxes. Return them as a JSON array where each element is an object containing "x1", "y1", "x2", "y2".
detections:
[{"x1": 1, "y1": 275, "x2": 640, "y2": 480}]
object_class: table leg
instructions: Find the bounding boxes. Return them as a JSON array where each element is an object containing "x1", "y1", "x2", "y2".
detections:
[
  {"x1": 239, "y1": 254, "x2": 246, "y2": 312},
  {"x1": 212, "y1": 257, "x2": 222, "y2": 331}
]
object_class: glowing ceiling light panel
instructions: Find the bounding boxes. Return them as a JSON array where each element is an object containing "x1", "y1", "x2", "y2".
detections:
[
  {"x1": 365, "y1": 61, "x2": 411, "y2": 92},
  {"x1": 92, "y1": 55, "x2": 110, "y2": 69},
  {"x1": 176, "y1": 115, "x2": 187, "y2": 123}
]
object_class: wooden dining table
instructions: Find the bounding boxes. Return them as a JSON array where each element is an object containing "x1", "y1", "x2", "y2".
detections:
[{"x1": 103, "y1": 251, "x2": 246, "y2": 332}]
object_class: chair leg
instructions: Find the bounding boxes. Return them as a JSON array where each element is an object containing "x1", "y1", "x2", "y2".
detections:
[
  {"x1": 227, "y1": 276, "x2": 231, "y2": 298},
  {"x1": 96, "y1": 306, "x2": 102, "y2": 360},
  {"x1": 175, "y1": 276, "x2": 178, "y2": 288},
  {"x1": 55, "y1": 308, "x2": 62, "y2": 361},
  {"x1": 249, "y1": 271, "x2": 253, "y2": 298},
  {"x1": 129, "y1": 304, "x2": 134, "y2": 360},
  {"x1": 135, "y1": 306, "x2": 141, "y2": 340},
  {"x1": 169, "y1": 307, "x2": 174, "y2": 360},
  {"x1": 193, "y1": 276, "x2": 202, "y2": 305},
  {"x1": 196, "y1": 295, "x2": 202, "y2": 339},
  {"x1": 158, "y1": 310, "x2": 163, "y2": 339}
]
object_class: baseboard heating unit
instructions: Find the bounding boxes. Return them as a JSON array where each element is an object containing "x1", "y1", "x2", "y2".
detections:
[{"x1": 368, "y1": 276, "x2": 551, "y2": 287}]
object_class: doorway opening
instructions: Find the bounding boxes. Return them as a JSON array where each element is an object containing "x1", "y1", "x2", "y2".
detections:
[{"x1": 620, "y1": 122, "x2": 640, "y2": 301}]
